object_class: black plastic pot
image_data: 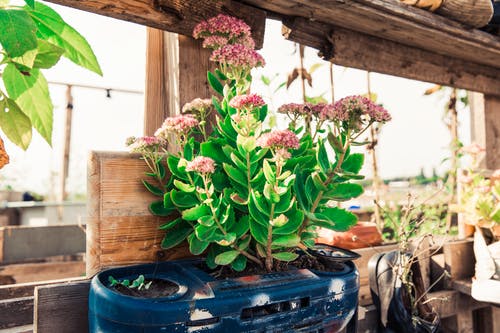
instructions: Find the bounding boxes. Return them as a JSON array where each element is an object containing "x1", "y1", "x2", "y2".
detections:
[{"x1": 89, "y1": 257, "x2": 359, "y2": 333}]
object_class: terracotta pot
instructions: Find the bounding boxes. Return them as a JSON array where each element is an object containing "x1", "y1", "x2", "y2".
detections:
[{"x1": 316, "y1": 221, "x2": 383, "y2": 249}]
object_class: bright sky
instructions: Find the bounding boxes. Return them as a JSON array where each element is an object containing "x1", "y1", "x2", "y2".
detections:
[{"x1": 0, "y1": 3, "x2": 472, "y2": 199}]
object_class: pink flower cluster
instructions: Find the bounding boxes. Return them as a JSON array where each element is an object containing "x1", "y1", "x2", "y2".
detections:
[
  {"x1": 193, "y1": 14, "x2": 251, "y2": 42},
  {"x1": 229, "y1": 94, "x2": 265, "y2": 110},
  {"x1": 182, "y1": 98, "x2": 213, "y2": 114},
  {"x1": 277, "y1": 103, "x2": 310, "y2": 116},
  {"x1": 186, "y1": 156, "x2": 216, "y2": 174},
  {"x1": 127, "y1": 136, "x2": 164, "y2": 153},
  {"x1": 155, "y1": 115, "x2": 199, "y2": 138},
  {"x1": 329, "y1": 96, "x2": 391, "y2": 123},
  {"x1": 210, "y1": 44, "x2": 265, "y2": 69},
  {"x1": 256, "y1": 129, "x2": 300, "y2": 150}
]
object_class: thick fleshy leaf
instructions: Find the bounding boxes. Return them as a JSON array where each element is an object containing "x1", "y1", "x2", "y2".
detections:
[
  {"x1": 0, "y1": 97, "x2": 32, "y2": 150},
  {"x1": 223, "y1": 163, "x2": 247, "y2": 187},
  {"x1": 317, "y1": 139, "x2": 330, "y2": 173},
  {"x1": 272, "y1": 234, "x2": 300, "y2": 248},
  {"x1": 159, "y1": 217, "x2": 181, "y2": 230},
  {"x1": 28, "y1": 2, "x2": 102, "y2": 75},
  {"x1": 250, "y1": 218, "x2": 268, "y2": 245},
  {"x1": 215, "y1": 250, "x2": 239, "y2": 265},
  {"x1": 161, "y1": 225, "x2": 191, "y2": 249},
  {"x1": 228, "y1": 215, "x2": 249, "y2": 238},
  {"x1": 142, "y1": 180, "x2": 163, "y2": 196},
  {"x1": 149, "y1": 200, "x2": 175, "y2": 216},
  {"x1": 315, "y1": 207, "x2": 358, "y2": 231},
  {"x1": 0, "y1": 9, "x2": 37, "y2": 57},
  {"x1": 167, "y1": 155, "x2": 188, "y2": 180},
  {"x1": 3, "y1": 65, "x2": 52, "y2": 145},
  {"x1": 195, "y1": 224, "x2": 217, "y2": 240},
  {"x1": 207, "y1": 71, "x2": 223, "y2": 95},
  {"x1": 272, "y1": 252, "x2": 299, "y2": 262},
  {"x1": 170, "y1": 190, "x2": 198, "y2": 208},
  {"x1": 324, "y1": 183, "x2": 364, "y2": 201},
  {"x1": 182, "y1": 205, "x2": 210, "y2": 221},
  {"x1": 173, "y1": 179, "x2": 195, "y2": 193},
  {"x1": 342, "y1": 153, "x2": 364, "y2": 174},
  {"x1": 231, "y1": 255, "x2": 247, "y2": 271},
  {"x1": 263, "y1": 159, "x2": 275, "y2": 183},
  {"x1": 188, "y1": 233, "x2": 209, "y2": 255}
]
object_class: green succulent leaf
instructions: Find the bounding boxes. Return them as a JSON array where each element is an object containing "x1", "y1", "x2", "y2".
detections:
[
  {"x1": 207, "y1": 71, "x2": 224, "y2": 95},
  {"x1": 272, "y1": 234, "x2": 300, "y2": 248},
  {"x1": 228, "y1": 214, "x2": 250, "y2": 238},
  {"x1": 159, "y1": 217, "x2": 181, "y2": 230},
  {"x1": 274, "y1": 206, "x2": 303, "y2": 235},
  {"x1": 161, "y1": 225, "x2": 192, "y2": 249},
  {"x1": 215, "y1": 250, "x2": 239, "y2": 265},
  {"x1": 28, "y1": 2, "x2": 102, "y2": 75},
  {"x1": 231, "y1": 255, "x2": 247, "y2": 271},
  {"x1": 195, "y1": 224, "x2": 216, "y2": 240},
  {"x1": 142, "y1": 180, "x2": 163, "y2": 196},
  {"x1": 200, "y1": 141, "x2": 231, "y2": 164},
  {"x1": 170, "y1": 190, "x2": 198, "y2": 208},
  {"x1": 250, "y1": 218, "x2": 268, "y2": 245},
  {"x1": 173, "y1": 179, "x2": 195, "y2": 193},
  {"x1": 149, "y1": 200, "x2": 175, "y2": 216},
  {"x1": 342, "y1": 153, "x2": 364, "y2": 174},
  {"x1": 188, "y1": 233, "x2": 210, "y2": 255},
  {"x1": 0, "y1": 97, "x2": 32, "y2": 150},
  {"x1": 272, "y1": 252, "x2": 299, "y2": 262},
  {"x1": 182, "y1": 205, "x2": 210, "y2": 221},
  {"x1": 317, "y1": 139, "x2": 330, "y2": 173},
  {"x1": 314, "y1": 207, "x2": 358, "y2": 231},
  {"x1": 263, "y1": 159, "x2": 275, "y2": 183},
  {"x1": 324, "y1": 183, "x2": 364, "y2": 201},
  {"x1": 223, "y1": 163, "x2": 247, "y2": 187}
]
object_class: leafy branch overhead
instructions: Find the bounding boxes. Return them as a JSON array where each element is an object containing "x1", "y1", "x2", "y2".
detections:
[{"x1": 0, "y1": 0, "x2": 101, "y2": 150}]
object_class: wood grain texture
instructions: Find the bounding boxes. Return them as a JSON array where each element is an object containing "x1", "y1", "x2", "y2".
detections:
[
  {"x1": 43, "y1": 0, "x2": 265, "y2": 48},
  {"x1": 484, "y1": 95, "x2": 500, "y2": 169},
  {"x1": 242, "y1": 0, "x2": 500, "y2": 69},
  {"x1": 86, "y1": 151, "x2": 191, "y2": 276},
  {"x1": 0, "y1": 261, "x2": 85, "y2": 285},
  {"x1": 34, "y1": 280, "x2": 90, "y2": 333},
  {"x1": 282, "y1": 17, "x2": 500, "y2": 96},
  {"x1": 0, "y1": 225, "x2": 85, "y2": 264},
  {"x1": 0, "y1": 277, "x2": 87, "y2": 300},
  {"x1": 0, "y1": 297, "x2": 33, "y2": 329},
  {"x1": 144, "y1": 29, "x2": 178, "y2": 135},
  {"x1": 443, "y1": 239, "x2": 474, "y2": 280}
]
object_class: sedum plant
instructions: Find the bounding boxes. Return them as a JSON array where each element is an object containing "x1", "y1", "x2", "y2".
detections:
[
  {"x1": 0, "y1": 0, "x2": 101, "y2": 151},
  {"x1": 127, "y1": 15, "x2": 391, "y2": 272}
]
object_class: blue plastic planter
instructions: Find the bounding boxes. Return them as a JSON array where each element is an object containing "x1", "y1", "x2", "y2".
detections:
[{"x1": 89, "y1": 258, "x2": 359, "y2": 333}]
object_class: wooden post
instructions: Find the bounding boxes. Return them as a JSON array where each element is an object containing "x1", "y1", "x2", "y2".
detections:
[
  {"x1": 60, "y1": 85, "x2": 73, "y2": 202},
  {"x1": 144, "y1": 28, "x2": 178, "y2": 135},
  {"x1": 483, "y1": 95, "x2": 500, "y2": 170}
]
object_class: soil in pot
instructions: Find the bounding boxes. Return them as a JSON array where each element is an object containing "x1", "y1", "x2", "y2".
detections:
[{"x1": 112, "y1": 279, "x2": 179, "y2": 298}]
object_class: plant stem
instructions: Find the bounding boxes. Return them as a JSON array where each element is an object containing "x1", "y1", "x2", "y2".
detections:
[{"x1": 265, "y1": 203, "x2": 276, "y2": 271}]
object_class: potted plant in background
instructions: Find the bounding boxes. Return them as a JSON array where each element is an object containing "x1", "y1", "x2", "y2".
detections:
[
  {"x1": 457, "y1": 144, "x2": 500, "y2": 304},
  {"x1": 89, "y1": 14, "x2": 391, "y2": 333}
]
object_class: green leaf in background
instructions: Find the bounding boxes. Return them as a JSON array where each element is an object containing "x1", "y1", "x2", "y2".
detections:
[
  {"x1": 249, "y1": 218, "x2": 268, "y2": 245},
  {"x1": 149, "y1": 200, "x2": 175, "y2": 216},
  {"x1": 231, "y1": 255, "x2": 247, "y2": 271},
  {"x1": 28, "y1": 2, "x2": 102, "y2": 75},
  {"x1": 33, "y1": 39, "x2": 64, "y2": 69},
  {"x1": 207, "y1": 71, "x2": 223, "y2": 95},
  {"x1": 0, "y1": 9, "x2": 37, "y2": 57},
  {"x1": 342, "y1": 153, "x2": 364, "y2": 174},
  {"x1": 316, "y1": 207, "x2": 357, "y2": 231},
  {"x1": 142, "y1": 180, "x2": 163, "y2": 196},
  {"x1": 161, "y1": 225, "x2": 192, "y2": 249},
  {"x1": 170, "y1": 190, "x2": 198, "y2": 208},
  {"x1": 24, "y1": 0, "x2": 35, "y2": 8},
  {"x1": 215, "y1": 250, "x2": 239, "y2": 265},
  {"x1": 3, "y1": 64, "x2": 53, "y2": 145},
  {"x1": 317, "y1": 139, "x2": 330, "y2": 173},
  {"x1": 0, "y1": 97, "x2": 32, "y2": 150},
  {"x1": 272, "y1": 252, "x2": 299, "y2": 262},
  {"x1": 159, "y1": 217, "x2": 181, "y2": 230},
  {"x1": 182, "y1": 205, "x2": 210, "y2": 221}
]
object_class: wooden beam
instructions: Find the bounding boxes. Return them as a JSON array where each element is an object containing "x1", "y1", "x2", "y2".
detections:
[
  {"x1": 44, "y1": 0, "x2": 266, "y2": 48},
  {"x1": 34, "y1": 280, "x2": 90, "y2": 333},
  {"x1": 0, "y1": 225, "x2": 85, "y2": 264},
  {"x1": 144, "y1": 29, "x2": 178, "y2": 135},
  {"x1": 282, "y1": 17, "x2": 500, "y2": 96},
  {"x1": 242, "y1": 0, "x2": 500, "y2": 69},
  {"x1": 0, "y1": 296, "x2": 33, "y2": 329},
  {"x1": 484, "y1": 95, "x2": 500, "y2": 169},
  {"x1": 0, "y1": 277, "x2": 87, "y2": 300},
  {"x1": 442, "y1": 239, "x2": 475, "y2": 281}
]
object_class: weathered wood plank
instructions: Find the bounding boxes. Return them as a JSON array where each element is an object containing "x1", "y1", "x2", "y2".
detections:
[
  {"x1": 0, "y1": 277, "x2": 87, "y2": 300},
  {"x1": 484, "y1": 95, "x2": 500, "y2": 169},
  {"x1": 34, "y1": 280, "x2": 90, "y2": 333},
  {"x1": 87, "y1": 151, "x2": 191, "y2": 276},
  {"x1": 0, "y1": 297, "x2": 33, "y2": 330},
  {"x1": 282, "y1": 17, "x2": 500, "y2": 96},
  {"x1": 144, "y1": 29, "x2": 178, "y2": 135},
  {"x1": 0, "y1": 261, "x2": 85, "y2": 285},
  {"x1": 242, "y1": 0, "x2": 500, "y2": 69},
  {"x1": 0, "y1": 225, "x2": 85, "y2": 264},
  {"x1": 43, "y1": 0, "x2": 265, "y2": 48}
]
